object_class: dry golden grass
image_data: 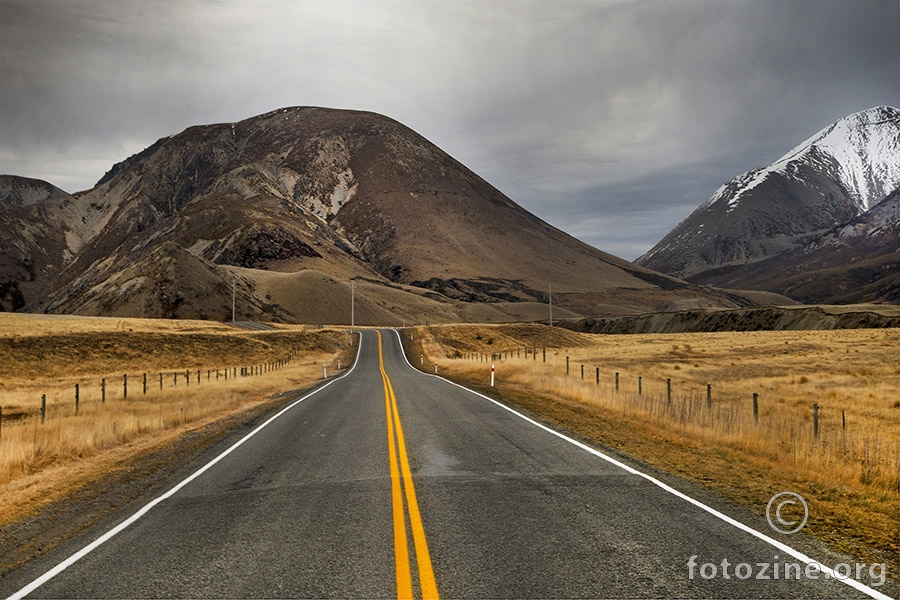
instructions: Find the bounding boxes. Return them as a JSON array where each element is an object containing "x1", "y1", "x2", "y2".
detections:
[
  {"x1": 408, "y1": 323, "x2": 900, "y2": 577},
  {"x1": 0, "y1": 314, "x2": 354, "y2": 526}
]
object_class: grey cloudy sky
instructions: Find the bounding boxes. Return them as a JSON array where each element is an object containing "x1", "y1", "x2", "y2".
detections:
[{"x1": 0, "y1": 0, "x2": 897, "y2": 259}]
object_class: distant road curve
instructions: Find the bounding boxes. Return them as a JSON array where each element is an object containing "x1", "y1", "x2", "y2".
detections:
[{"x1": 228, "y1": 320, "x2": 278, "y2": 331}]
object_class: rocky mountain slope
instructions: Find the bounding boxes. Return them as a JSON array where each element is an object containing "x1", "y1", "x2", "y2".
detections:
[
  {"x1": 0, "y1": 175, "x2": 72, "y2": 207},
  {"x1": 1, "y1": 107, "x2": 760, "y2": 323},
  {"x1": 566, "y1": 304, "x2": 900, "y2": 335},
  {"x1": 689, "y1": 188, "x2": 898, "y2": 304},
  {"x1": 636, "y1": 106, "x2": 900, "y2": 284},
  {"x1": 0, "y1": 176, "x2": 80, "y2": 310}
]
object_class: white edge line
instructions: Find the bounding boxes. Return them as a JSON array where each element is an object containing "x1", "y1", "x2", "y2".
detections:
[
  {"x1": 8, "y1": 332, "x2": 363, "y2": 600},
  {"x1": 390, "y1": 329, "x2": 890, "y2": 600}
]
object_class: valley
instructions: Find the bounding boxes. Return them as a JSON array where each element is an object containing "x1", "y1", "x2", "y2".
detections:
[{"x1": 0, "y1": 103, "x2": 897, "y2": 597}]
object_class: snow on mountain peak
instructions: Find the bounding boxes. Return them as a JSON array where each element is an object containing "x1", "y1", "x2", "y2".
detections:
[
  {"x1": 638, "y1": 107, "x2": 900, "y2": 277},
  {"x1": 699, "y1": 106, "x2": 900, "y2": 216},
  {"x1": 773, "y1": 106, "x2": 900, "y2": 211}
]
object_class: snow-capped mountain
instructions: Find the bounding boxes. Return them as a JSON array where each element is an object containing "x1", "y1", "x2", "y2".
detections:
[
  {"x1": 637, "y1": 106, "x2": 900, "y2": 279},
  {"x1": 773, "y1": 106, "x2": 900, "y2": 211}
]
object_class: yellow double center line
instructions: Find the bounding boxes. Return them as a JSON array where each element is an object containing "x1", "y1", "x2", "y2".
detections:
[{"x1": 377, "y1": 331, "x2": 439, "y2": 600}]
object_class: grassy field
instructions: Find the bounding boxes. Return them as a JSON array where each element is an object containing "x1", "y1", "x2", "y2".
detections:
[
  {"x1": 0, "y1": 313, "x2": 354, "y2": 527},
  {"x1": 2, "y1": 313, "x2": 896, "y2": 580},
  {"x1": 405, "y1": 323, "x2": 900, "y2": 579}
]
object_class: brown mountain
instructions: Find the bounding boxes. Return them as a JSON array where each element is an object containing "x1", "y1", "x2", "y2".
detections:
[
  {"x1": 0, "y1": 175, "x2": 80, "y2": 310},
  {"x1": 3, "y1": 107, "x2": 768, "y2": 324},
  {"x1": 0, "y1": 175, "x2": 73, "y2": 207}
]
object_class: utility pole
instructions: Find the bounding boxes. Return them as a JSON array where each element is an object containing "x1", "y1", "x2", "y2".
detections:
[
  {"x1": 548, "y1": 280, "x2": 553, "y2": 327},
  {"x1": 351, "y1": 280, "x2": 355, "y2": 330}
]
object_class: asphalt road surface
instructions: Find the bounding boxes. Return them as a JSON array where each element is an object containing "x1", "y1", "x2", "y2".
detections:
[{"x1": 2, "y1": 330, "x2": 887, "y2": 599}]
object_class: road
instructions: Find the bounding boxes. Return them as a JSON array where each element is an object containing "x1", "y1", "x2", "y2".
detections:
[{"x1": 2, "y1": 329, "x2": 885, "y2": 598}]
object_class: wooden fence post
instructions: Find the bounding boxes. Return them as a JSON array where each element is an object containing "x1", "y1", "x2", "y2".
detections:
[
  {"x1": 753, "y1": 393, "x2": 759, "y2": 423},
  {"x1": 667, "y1": 378, "x2": 672, "y2": 404},
  {"x1": 813, "y1": 404, "x2": 820, "y2": 438},
  {"x1": 143, "y1": 373, "x2": 147, "y2": 395},
  {"x1": 102, "y1": 378, "x2": 106, "y2": 403},
  {"x1": 566, "y1": 356, "x2": 569, "y2": 375},
  {"x1": 596, "y1": 367, "x2": 600, "y2": 385},
  {"x1": 159, "y1": 373, "x2": 163, "y2": 390},
  {"x1": 706, "y1": 384, "x2": 712, "y2": 409},
  {"x1": 615, "y1": 372, "x2": 619, "y2": 393},
  {"x1": 41, "y1": 394, "x2": 46, "y2": 424},
  {"x1": 75, "y1": 384, "x2": 79, "y2": 415},
  {"x1": 581, "y1": 364, "x2": 584, "y2": 379},
  {"x1": 638, "y1": 376, "x2": 642, "y2": 396},
  {"x1": 543, "y1": 347, "x2": 546, "y2": 362},
  {"x1": 123, "y1": 374, "x2": 127, "y2": 399}
]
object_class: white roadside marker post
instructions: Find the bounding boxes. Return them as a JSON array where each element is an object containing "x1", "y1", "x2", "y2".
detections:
[{"x1": 491, "y1": 364, "x2": 495, "y2": 387}]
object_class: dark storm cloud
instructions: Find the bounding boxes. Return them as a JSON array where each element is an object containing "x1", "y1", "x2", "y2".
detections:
[
  {"x1": 0, "y1": 0, "x2": 896, "y2": 258},
  {"x1": 422, "y1": 0, "x2": 899, "y2": 257}
]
